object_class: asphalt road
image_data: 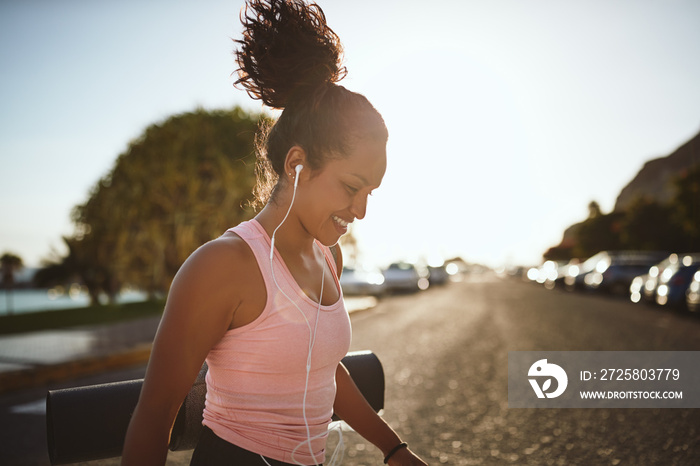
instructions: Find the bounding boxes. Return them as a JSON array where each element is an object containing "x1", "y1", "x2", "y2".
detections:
[{"x1": 2, "y1": 273, "x2": 699, "y2": 465}]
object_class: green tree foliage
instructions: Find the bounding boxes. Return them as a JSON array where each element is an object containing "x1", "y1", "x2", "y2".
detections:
[
  {"x1": 542, "y1": 245, "x2": 574, "y2": 262},
  {"x1": 619, "y1": 198, "x2": 678, "y2": 251},
  {"x1": 34, "y1": 237, "x2": 118, "y2": 305},
  {"x1": 563, "y1": 164, "x2": 700, "y2": 261},
  {"x1": 572, "y1": 212, "x2": 624, "y2": 259},
  {"x1": 619, "y1": 164, "x2": 700, "y2": 252},
  {"x1": 587, "y1": 201, "x2": 602, "y2": 219},
  {"x1": 1, "y1": 252, "x2": 23, "y2": 314},
  {"x1": 0, "y1": 252, "x2": 23, "y2": 288},
  {"x1": 69, "y1": 107, "x2": 263, "y2": 298},
  {"x1": 671, "y1": 164, "x2": 700, "y2": 248}
]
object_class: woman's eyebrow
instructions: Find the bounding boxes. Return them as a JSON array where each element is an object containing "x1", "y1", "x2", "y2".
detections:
[
  {"x1": 348, "y1": 172, "x2": 382, "y2": 190},
  {"x1": 349, "y1": 173, "x2": 369, "y2": 185}
]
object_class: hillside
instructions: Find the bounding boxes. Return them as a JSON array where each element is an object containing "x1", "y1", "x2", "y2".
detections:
[
  {"x1": 614, "y1": 129, "x2": 700, "y2": 211},
  {"x1": 545, "y1": 128, "x2": 700, "y2": 261}
]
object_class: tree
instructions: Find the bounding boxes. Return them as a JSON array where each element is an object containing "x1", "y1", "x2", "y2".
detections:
[
  {"x1": 543, "y1": 245, "x2": 574, "y2": 262},
  {"x1": 1, "y1": 252, "x2": 23, "y2": 314},
  {"x1": 572, "y1": 211, "x2": 624, "y2": 259},
  {"x1": 588, "y1": 201, "x2": 602, "y2": 219},
  {"x1": 545, "y1": 163, "x2": 700, "y2": 261},
  {"x1": 70, "y1": 107, "x2": 263, "y2": 297},
  {"x1": 617, "y1": 164, "x2": 699, "y2": 253},
  {"x1": 671, "y1": 164, "x2": 700, "y2": 250},
  {"x1": 619, "y1": 198, "x2": 679, "y2": 251},
  {"x1": 35, "y1": 237, "x2": 118, "y2": 306}
]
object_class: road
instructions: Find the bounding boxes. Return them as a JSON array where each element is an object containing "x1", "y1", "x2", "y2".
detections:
[{"x1": 1, "y1": 273, "x2": 699, "y2": 465}]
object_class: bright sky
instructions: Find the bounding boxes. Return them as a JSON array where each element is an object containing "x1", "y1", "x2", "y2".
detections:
[{"x1": 2, "y1": 0, "x2": 699, "y2": 270}]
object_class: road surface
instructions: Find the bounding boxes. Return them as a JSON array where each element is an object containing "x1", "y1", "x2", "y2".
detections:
[{"x1": 1, "y1": 273, "x2": 698, "y2": 465}]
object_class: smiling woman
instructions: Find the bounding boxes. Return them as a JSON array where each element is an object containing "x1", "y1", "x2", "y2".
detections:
[{"x1": 120, "y1": 1, "x2": 427, "y2": 466}]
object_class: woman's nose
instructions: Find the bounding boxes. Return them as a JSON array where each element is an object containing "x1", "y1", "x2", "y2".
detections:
[{"x1": 349, "y1": 194, "x2": 367, "y2": 220}]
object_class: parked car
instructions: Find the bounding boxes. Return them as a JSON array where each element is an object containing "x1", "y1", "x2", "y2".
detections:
[
  {"x1": 565, "y1": 251, "x2": 617, "y2": 291},
  {"x1": 544, "y1": 260, "x2": 579, "y2": 290},
  {"x1": 340, "y1": 267, "x2": 386, "y2": 296},
  {"x1": 427, "y1": 264, "x2": 450, "y2": 286},
  {"x1": 527, "y1": 260, "x2": 562, "y2": 286},
  {"x1": 629, "y1": 273, "x2": 647, "y2": 303},
  {"x1": 655, "y1": 254, "x2": 700, "y2": 308},
  {"x1": 382, "y1": 262, "x2": 429, "y2": 293},
  {"x1": 641, "y1": 255, "x2": 679, "y2": 304},
  {"x1": 583, "y1": 251, "x2": 668, "y2": 295},
  {"x1": 686, "y1": 270, "x2": 700, "y2": 313}
]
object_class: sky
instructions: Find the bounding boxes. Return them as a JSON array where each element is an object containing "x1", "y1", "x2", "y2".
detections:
[{"x1": 1, "y1": 0, "x2": 699, "y2": 270}]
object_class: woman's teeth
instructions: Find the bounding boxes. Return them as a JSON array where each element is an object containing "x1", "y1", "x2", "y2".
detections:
[{"x1": 332, "y1": 216, "x2": 349, "y2": 227}]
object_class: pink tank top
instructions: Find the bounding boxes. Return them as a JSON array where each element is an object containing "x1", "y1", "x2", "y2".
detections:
[{"x1": 202, "y1": 219, "x2": 351, "y2": 465}]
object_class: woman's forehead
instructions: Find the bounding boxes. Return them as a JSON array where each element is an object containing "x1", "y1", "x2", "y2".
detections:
[{"x1": 329, "y1": 142, "x2": 386, "y2": 185}]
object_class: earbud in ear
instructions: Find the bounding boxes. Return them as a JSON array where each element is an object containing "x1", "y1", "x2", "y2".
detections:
[{"x1": 293, "y1": 164, "x2": 303, "y2": 189}]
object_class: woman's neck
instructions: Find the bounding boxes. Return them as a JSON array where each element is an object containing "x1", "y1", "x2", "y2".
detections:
[{"x1": 255, "y1": 202, "x2": 315, "y2": 257}]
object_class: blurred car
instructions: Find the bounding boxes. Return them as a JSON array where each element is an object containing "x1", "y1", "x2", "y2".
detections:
[
  {"x1": 686, "y1": 270, "x2": 700, "y2": 313},
  {"x1": 655, "y1": 254, "x2": 700, "y2": 308},
  {"x1": 544, "y1": 260, "x2": 579, "y2": 290},
  {"x1": 382, "y1": 262, "x2": 429, "y2": 293},
  {"x1": 340, "y1": 267, "x2": 386, "y2": 296},
  {"x1": 527, "y1": 260, "x2": 561, "y2": 286},
  {"x1": 642, "y1": 254, "x2": 679, "y2": 303},
  {"x1": 629, "y1": 273, "x2": 647, "y2": 303},
  {"x1": 427, "y1": 264, "x2": 450, "y2": 286},
  {"x1": 565, "y1": 251, "x2": 616, "y2": 291},
  {"x1": 585, "y1": 251, "x2": 668, "y2": 295}
]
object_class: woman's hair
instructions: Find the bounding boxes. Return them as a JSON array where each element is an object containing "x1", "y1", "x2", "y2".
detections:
[{"x1": 235, "y1": 0, "x2": 388, "y2": 209}]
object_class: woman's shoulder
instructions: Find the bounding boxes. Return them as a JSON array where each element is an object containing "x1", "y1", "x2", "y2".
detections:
[
  {"x1": 167, "y1": 228, "x2": 258, "y2": 295},
  {"x1": 184, "y1": 230, "x2": 257, "y2": 277}
]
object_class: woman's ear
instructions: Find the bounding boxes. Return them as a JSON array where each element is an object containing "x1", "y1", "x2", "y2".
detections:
[{"x1": 284, "y1": 145, "x2": 308, "y2": 181}]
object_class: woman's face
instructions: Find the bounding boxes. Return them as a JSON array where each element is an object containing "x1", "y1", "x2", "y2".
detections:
[{"x1": 296, "y1": 138, "x2": 387, "y2": 246}]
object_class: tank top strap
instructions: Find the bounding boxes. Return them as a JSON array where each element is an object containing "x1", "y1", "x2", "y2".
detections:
[
  {"x1": 317, "y1": 240, "x2": 342, "y2": 296},
  {"x1": 228, "y1": 219, "x2": 345, "y2": 311},
  {"x1": 227, "y1": 220, "x2": 271, "y2": 266}
]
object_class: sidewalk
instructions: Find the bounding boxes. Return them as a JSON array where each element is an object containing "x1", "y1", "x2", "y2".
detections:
[
  {"x1": 0, "y1": 317, "x2": 159, "y2": 394},
  {"x1": 0, "y1": 296, "x2": 378, "y2": 394}
]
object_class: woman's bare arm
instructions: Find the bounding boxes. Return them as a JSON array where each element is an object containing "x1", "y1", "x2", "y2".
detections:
[
  {"x1": 333, "y1": 364, "x2": 427, "y2": 465},
  {"x1": 121, "y1": 236, "x2": 254, "y2": 465}
]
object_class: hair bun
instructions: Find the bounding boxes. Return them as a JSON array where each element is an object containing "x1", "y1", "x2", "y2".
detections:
[{"x1": 235, "y1": 0, "x2": 347, "y2": 109}]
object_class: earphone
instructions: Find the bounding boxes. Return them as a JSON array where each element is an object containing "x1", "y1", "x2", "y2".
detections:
[
  {"x1": 269, "y1": 164, "x2": 303, "y2": 261},
  {"x1": 263, "y1": 163, "x2": 345, "y2": 466}
]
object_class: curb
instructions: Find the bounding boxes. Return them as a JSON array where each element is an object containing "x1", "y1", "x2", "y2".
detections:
[{"x1": 0, "y1": 344, "x2": 152, "y2": 395}]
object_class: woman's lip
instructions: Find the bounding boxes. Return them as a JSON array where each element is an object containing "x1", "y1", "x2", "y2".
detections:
[{"x1": 332, "y1": 215, "x2": 350, "y2": 233}]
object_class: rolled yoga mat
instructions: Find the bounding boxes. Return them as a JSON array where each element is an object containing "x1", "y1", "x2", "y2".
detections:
[{"x1": 46, "y1": 350, "x2": 385, "y2": 464}]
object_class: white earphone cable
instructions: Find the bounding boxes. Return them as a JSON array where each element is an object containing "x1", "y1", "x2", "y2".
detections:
[{"x1": 262, "y1": 167, "x2": 344, "y2": 466}]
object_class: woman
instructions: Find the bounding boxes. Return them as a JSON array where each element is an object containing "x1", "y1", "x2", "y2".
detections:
[{"x1": 121, "y1": 1, "x2": 427, "y2": 465}]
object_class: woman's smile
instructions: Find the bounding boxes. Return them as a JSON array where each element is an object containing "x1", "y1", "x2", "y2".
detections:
[{"x1": 332, "y1": 215, "x2": 351, "y2": 234}]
